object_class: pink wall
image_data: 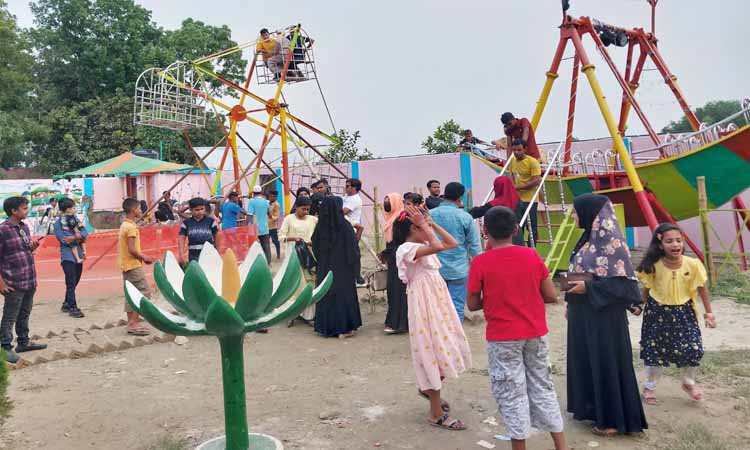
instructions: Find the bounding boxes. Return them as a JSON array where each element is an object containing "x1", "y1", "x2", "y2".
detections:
[{"x1": 91, "y1": 178, "x2": 124, "y2": 210}]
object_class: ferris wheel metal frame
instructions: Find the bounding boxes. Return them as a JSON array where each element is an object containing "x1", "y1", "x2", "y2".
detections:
[{"x1": 134, "y1": 23, "x2": 366, "y2": 214}]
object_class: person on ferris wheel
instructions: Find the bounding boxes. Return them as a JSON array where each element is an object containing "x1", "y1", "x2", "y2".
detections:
[
  {"x1": 256, "y1": 28, "x2": 283, "y2": 81},
  {"x1": 285, "y1": 26, "x2": 314, "y2": 80}
]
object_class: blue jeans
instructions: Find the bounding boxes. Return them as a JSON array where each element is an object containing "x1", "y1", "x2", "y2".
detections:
[{"x1": 444, "y1": 277, "x2": 468, "y2": 322}]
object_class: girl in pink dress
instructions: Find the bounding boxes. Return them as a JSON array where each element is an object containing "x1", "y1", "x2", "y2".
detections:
[{"x1": 394, "y1": 205, "x2": 473, "y2": 430}]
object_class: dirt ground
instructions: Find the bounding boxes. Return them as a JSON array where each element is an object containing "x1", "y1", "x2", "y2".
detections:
[{"x1": 2, "y1": 286, "x2": 750, "y2": 450}]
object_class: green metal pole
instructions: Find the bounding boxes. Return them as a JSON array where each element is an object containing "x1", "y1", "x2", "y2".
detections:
[
  {"x1": 219, "y1": 334, "x2": 249, "y2": 450},
  {"x1": 159, "y1": 141, "x2": 163, "y2": 160}
]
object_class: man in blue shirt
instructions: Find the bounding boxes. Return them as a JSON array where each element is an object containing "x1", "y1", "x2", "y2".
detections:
[
  {"x1": 430, "y1": 182, "x2": 482, "y2": 322},
  {"x1": 53, "y1": 197, "x2": 88, "y2": 318},
  {"x1": 247, "y1": 185, "x2": 272, "y2": 262},
  {"x1": 221, "y1": 192, "x2": 245, "y2": 230}
]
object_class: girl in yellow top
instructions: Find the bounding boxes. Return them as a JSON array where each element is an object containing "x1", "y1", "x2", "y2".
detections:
[
  {"x1": 279, "y1": 196, "x2": 318, "y2": 325},
  {"x1": 635, "y1": 223, "x2": 717, "y2": 405}
]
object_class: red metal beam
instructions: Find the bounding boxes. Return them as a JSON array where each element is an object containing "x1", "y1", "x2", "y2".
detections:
[
  {"x1": 637, "y1": 33, "x2": 701, "y2": 131},
  {"x1": 582, "y1": 19, "x2": 661, "y2": 146},
  {"x1": 564, "y1": 53, "x2": 580, "y2": 168}
]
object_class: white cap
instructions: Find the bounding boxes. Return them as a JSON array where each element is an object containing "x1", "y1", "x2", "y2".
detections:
[{"x1": 253, "y1": 185, "x2": 262, "y2": 193}]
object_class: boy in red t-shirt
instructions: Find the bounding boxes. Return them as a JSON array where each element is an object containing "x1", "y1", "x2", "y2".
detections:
[{"x1": 467, "y1": 206, "x2": 568, "y2": 450}]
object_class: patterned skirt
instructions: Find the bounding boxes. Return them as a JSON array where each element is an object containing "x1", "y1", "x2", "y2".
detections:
[{"x1": 640, "y1": 297, "x2": 704, "y2": 367}]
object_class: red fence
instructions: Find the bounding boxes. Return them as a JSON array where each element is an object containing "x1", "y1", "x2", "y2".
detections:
[{"x1": 34, "y1": 224, "x2": 258, "y2": 301}]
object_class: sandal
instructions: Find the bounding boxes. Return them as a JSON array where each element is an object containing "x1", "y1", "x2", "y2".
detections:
[
  {"x1": 384, "y1": 327, "x2": 397, "y2": 334},
  {"x1": 126, "y1": 324, "x2": 150, "y2": 336},
  {"x1": 642, "y1": 388, "x2": 658, "y2": 405},
  {"x1": 682, "y1": 383, "x2": 704, "y2": 401},
  {"x1": 592, "y1": 427, "x2": 618, "y2": 437},
  {"x1": 338, "y1": 331, "x2": 355, "y2": 339},
  {"x1": 428, "y1": 412, "x2": 466, "y2": 431},
  {"x1": 418, "y1": 390, "x2": 450, "y2": 412}
]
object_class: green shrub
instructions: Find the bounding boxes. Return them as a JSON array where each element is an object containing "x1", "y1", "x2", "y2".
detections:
[{"x1": 0, "y1": 349, "x2": 12, "y2": 424}]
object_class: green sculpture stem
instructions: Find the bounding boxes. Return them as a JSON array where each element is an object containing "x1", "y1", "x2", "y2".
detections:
[{"x1": 219, "y1": 334, "x2": 249, "y2": 450}]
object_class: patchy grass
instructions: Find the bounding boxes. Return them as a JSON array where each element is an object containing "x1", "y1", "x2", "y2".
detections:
[
  {"x1": 710, "y1": 270, "x2": 750, "y2": 304},
  {"x1": 0, "y1": 350, "x2": 12, "y2": 425},
  {"x1": 143, "y1": 435, "x2": 189, "y2": 450},
  {"x1": 663, "y1": 424, "x2": 738, "y2": 450}
]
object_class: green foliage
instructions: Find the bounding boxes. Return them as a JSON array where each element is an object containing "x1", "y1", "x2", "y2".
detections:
[
  {"x1": 421, "y1": 119, "x2": 462, "y2": 154},
  {"x1": 710, "y1": 269, "x2": 750, "y2": 305},
  {"x1": 0, "y1": 1, "x2": 41, "y2": 169},
  {"x1": 0, "y1": 0, "x2": 248, "y2": 173},
  {"x1": 30, "y1": 0, "x2": 164, "y2": 103},
  {"x1": 664, "y1": 424, "x2": 738, "y2": 450},
  {"x1": 326, "y1": 129, "x2": 373, "y2": 163},
  {"x1": 0, "y1": 349, "x2": 12, "y2": 424},
  {"x1": 143, "y1": 435, "x2": 189, "y2": 450},
  {"x1": 662, "y1": 100, "x2": 744, "y2": 134}
]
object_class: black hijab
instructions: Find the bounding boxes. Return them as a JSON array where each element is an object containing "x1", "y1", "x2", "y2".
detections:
[{"x1": 312, "y1": 196, "x2": 358, "y2": 265}]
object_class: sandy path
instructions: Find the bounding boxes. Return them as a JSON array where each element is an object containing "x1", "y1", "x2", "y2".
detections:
[{"x1": 2, "y1": 294, "x2": 749, "y2": 450}]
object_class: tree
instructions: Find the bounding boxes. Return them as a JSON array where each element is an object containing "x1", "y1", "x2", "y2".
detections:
[
  {"x1": 36, "y1": 91, "x2": 229, "y2": 174},
  {"x1": 661, "y1": 100, "x2": 744, "y2": 133},
  {"x1": 0, "y1": 0, "x2": 43, "y2": 168},
  {"x1": 325, "y1": 129, "x2": 373, "y2": 163},
  {"x1": 24, "y1": 0, "x2": 246, "y2": 173},
  {"x1": 421, "y1": 119, "x2": 462, "y2": 154}
]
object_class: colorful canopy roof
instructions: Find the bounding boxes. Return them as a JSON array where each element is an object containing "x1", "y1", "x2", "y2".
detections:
[{"x1": 56, "y1": 152, "x2": 195, "y2": 179}]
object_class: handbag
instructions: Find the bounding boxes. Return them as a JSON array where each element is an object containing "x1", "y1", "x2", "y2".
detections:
[{"x1": 294, "y1": 241, "x2": 317, "y2": 276}]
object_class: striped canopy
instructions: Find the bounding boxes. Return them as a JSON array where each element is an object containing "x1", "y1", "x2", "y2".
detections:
[{"x1": 56, "y1": 152, "x2": 193, "y2": 179}]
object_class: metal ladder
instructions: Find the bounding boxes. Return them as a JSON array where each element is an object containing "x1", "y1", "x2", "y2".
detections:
[{"x1": 544, "y1": 208, "x2": 577, "y2": 273}]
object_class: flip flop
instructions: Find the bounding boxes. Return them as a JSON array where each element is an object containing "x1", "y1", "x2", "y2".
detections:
[
  {"x1": 126, "y1": 325, "x2": 150, "y2": 336},
  {"x1": 642, "y1": 388, "x2": 658, "y2": 405},
  {"x1": 418, "y1": 390, "x2": 450, "y2": 412},
  {"x1": 592, "y1": 427, "x2": 618, "y2": 437},
  {"x1": 428, "y1": 412, "x2": 466, "y2": 431},
  {"x1": 682, "y1": 383, "x2": 704, "y2": 401}
]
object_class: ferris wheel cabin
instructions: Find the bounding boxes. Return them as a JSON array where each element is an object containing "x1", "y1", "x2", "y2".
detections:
[{"x1": 255, "y1": 26, "x2": 317, "y2": 85}]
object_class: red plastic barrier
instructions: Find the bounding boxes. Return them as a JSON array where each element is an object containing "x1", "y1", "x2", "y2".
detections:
[{"x1": 34, "y1": 224, "x2": 257, "y2": 301}]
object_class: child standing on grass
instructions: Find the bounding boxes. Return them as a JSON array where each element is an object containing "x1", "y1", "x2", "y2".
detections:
[
  {"x1": 118, "y1": 198, "x2": 154, "y2": 336},
  {"x1": 393, "y1": 205, "x2": 472, "y2": 431},
  {"x1": 467, "y1": 206, "x2": 568, "y2": 450},
  {"x1": 636, "y1": 223, "x2": 717, "y2": 404}
]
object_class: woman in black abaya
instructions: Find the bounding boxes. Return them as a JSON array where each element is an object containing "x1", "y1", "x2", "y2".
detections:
[
  {"x1": 312, "y1": 196, "x2": 362, "y2": 338},
  {"x1": 380, "y1": 192, "x2": 408, "y2": 334},
  {"x1": 564, "y1": 194, "x2": 647, "y2": 436}
]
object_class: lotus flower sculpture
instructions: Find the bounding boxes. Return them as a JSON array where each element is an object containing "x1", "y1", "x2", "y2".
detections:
[{"x1": 124, "y1": 242, "x2": 332, "y2": 450}]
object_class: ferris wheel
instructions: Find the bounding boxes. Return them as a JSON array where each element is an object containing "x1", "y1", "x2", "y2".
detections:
[{"x1": 133, "y1": 24, "x2": 343, "y2": 213}]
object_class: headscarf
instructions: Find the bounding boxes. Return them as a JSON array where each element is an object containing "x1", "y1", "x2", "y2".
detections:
[
  {"x1": 296, "y1": 187, "x2": 311, "y2": 197},
  {"x1": 489, "y1": 175, "x2": 520, "y2": 210},
  {"x1": 311, "y1": 196, "x2": 358, "y2": 265},
  {"x1": 569, "y1": 194, "x2": 636, "y2": 280},
  {"x1": 383, "y1": 192, "x2": 404, "y2": 243}
]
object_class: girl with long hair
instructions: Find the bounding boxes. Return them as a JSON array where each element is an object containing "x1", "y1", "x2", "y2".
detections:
[{"x1": 635, "y1": 223, "x2": 717, "y2": 404}]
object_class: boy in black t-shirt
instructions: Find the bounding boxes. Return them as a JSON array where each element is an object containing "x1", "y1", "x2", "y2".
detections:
[{"x1": 178, "y1": 197, "x2": 220, "y2": 264}]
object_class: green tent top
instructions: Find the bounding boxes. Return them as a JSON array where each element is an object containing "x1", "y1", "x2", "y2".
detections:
[{"x1": 55, "y1": 152, "x2": 203, "y2": 179}]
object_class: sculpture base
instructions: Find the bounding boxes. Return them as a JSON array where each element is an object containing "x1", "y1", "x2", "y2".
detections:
[{"x1": 195, "y1": 433, "x2": 283, "y2": 450}]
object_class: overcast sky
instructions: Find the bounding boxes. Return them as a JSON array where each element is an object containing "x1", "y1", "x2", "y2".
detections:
[{"x1": 8, "y1": 0, "x2": 750, "y2": 159}]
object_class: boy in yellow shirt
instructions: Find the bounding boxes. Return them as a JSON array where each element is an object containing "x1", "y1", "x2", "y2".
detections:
[
  {"x1": 118, "y1": 198, "x2": 154, "y2": 336},
  {"x1": 509, "y1": 138, "x2": 542, "y2": 246}
]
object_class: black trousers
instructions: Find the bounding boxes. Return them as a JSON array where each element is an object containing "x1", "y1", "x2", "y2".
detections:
[
  {"x1": 269, "y1": 229, "x2": 280, "y2": 258},
  {"x1": 1, "y1": 288, "x2": 35, "y2": 349},
  {"x1": 258, "y1": 234, "x2": 272, "y2": 263},
  {"x1": 517, "y1": 201, "x2": 539, "y2": 247},
  {"x1": 61, "y1": 261, "x2": 83, "y2": 309}
]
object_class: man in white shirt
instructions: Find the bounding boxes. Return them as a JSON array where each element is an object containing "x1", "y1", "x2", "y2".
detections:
[{"x1": 343, "y1": 178, "x2": 366, "y2": 286}]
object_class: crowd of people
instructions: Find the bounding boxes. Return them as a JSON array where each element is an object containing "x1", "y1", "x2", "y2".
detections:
[{"x1": 0, "y1": 128, "x2": 719, "y2": 448}]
